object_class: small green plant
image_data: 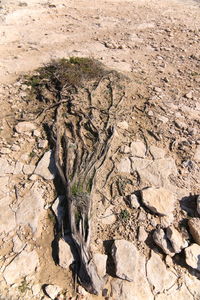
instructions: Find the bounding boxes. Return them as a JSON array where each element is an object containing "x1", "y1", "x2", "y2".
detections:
[
  {"x1": 119, "y1": 209, "x2": 130, "y2": 221},
  {"x1": 18, "y1": 278, "x2": 30, "y2": 293},
  {"x1": 29, "y1": 150, "x2": 36, "y2": 158},
  {"x1": 71, "y1": 182, "x2": 83, "y2": 196}
]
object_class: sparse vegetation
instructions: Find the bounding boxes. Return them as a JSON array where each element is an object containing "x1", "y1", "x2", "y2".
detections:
[
  {"x1": 24, "y1": 57, "x2": 107, "y2": 95},
  {"x1": 29, "y1": 150, "x2": 36, "y2": 158},
  {"x1": 71, "y1": 182, "x2": 84, "y2": 196},
  {"x1": 18, "y1": 278, "x2": 30, "y2": 294},
  {"x1": 119, "y1": 209, "x2": 130, "y2": 221}
]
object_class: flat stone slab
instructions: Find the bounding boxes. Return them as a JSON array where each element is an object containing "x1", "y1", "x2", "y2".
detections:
[
  {"x1": 3, "y1": 250, "x2": 39, "y2": 285},
  {"x1": 141, "y1": 187, "x2": 176, "y2": 216},
  {"x1": 112, "y1": 239, "x2": 138, "y2": 281},
  {"x1": 34, "y1": 150, "x2": 56, "y2": 180}
]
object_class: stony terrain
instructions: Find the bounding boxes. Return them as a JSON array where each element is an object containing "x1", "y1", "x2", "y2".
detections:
[{"x1": 0, "y1": 0, "x2": 200, "y2": 299}]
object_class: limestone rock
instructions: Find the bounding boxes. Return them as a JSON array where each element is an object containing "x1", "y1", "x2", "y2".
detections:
[
  {"x1": 117, "y1": 157, "x2": 131, "y2": 173},
  {"x1": 188, "y1": 218, "x2": 200, "y2": 245},
  {"x1": 184, "y1": 273, "x2": 200, "y2": 299},
  {"x1": 111, "y1": 253, "x2": 153, "y2": 300},
  {"x1": 146, "y1": 251, "x2": 177, "y2": 294},
  {"x1": 32, "y1": 284, "x2": 41, "y2": 296},
  {"x1": 52, "y1": 196, "x2": 65, "y2": 230},
  {"x1": 0, "y1": 158, "x2": 14, "y2": 176},
  {"x1": 155, "y1": 284, "x2": 193, "y2": 300},
  {"x1": 153, "y1": 228, "x2": 174, "y2": 256},
  {"x1": 34, "y1": 150, "x2": 57, "y2": 180},
  {"x1": 45, "y1": 285, "x2": 62, "y2": 299},
  {"x1": 12, "y1": 235, "x2": 25, "y2": 253},
  {"x1": 141, "y1": 187, "x2": 176, "y2": 216},
  {"x1": 101, "y1": 205, "x2": 117, "y2": 225},
  {"x1": 112, "y1": 240, "x2": 138, "y2": 281},
  {"x1": 166, "y1": 226, "x2": 188, "y2": 253},
  {"x1": 131, "y1": 158, "x2": 177, "y2": 187},
  {"x1": 194, "y1": 145, "x2": 200, "y2": 162},
  {"x1": 16, "y1": 182, "x2": 45, "y2": 233},
  {"x1": 0, "y1": 176, "x2": 9, "y2": 197},
  {"x1": 130, "y1": 140, "x2": 146, "y2": 158},
  {"x1": 13, "y1": 161, "x2": 24, "y2": 174},
  {"x1": 150, "y1": 146, "x2": 166, "y2": 159},
  {"x1": 120, "y1": 145, "x2": 130, "y2": 154},
  {"x1": 15, "y1": 121, "x2": 36, "y2": 133},
  {"x1": 185, "y1": 244, "x2": 200, "y2": 271},
  {"x1": 3, "y1": 250, "x2": 39, "y2": 285},
  {"x1": 117, "y1": 121, "x2": 129, "y2": 130},
  {"x1": 160, "y1": 214, "x2": 174, "y2": 227},
  {"x1": 0, "y1": 195, "x2": 16, "y2": 233},
  {"x1": 128, "y1": 194, "x2": 140, "y2": 209},
  {"x1": 58, "y1": 239, "x2": 73, "y2": 268},
  {"x1": 23, "y1": 164, "x2": 35, "y2": 175},
  {"x1": 38, "y1": 139, "x2": 48, "y2": 149},
  {"x1": 131, "y1": 157, "x2": 152, "y2": 171},
  {"x1": 92, "y1": 253, "x2": 107, "y2": 278},
  {"x1": 138, "y1": 226, "x2": 148, "y2": 242}
]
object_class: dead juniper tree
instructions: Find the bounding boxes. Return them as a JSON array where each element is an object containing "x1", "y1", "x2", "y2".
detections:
[{"x1": 24, "y1": 58, "x2": 130, "y2": 294}]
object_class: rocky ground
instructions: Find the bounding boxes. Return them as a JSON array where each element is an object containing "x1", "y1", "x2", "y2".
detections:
[{"x1": 0, "y1": 0, "x2": 200, "y2": 299}]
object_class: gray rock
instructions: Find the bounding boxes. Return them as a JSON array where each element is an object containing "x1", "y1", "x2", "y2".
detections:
[
  {"x1": 0, "y1": 147, "x2": 11, "y2": 154},
  {"x1": 153, "y1": 228, "x2": 174, "y2": 256},
  {"x1": 141, "y1": 187, "x2": 176, "y2": 216},
  {"x1": 12, "y1": 235, "x2": 25, "y2": 253},
  {"x1": 0, "y1": 158, "x2": 14, "y2": 176},
  {"x1": 15, "y1": 121, "x2": 36, "y2": 133},
  {"x1": 112, "y1": 240, "x2": 138, "y2": 281},
  {"x1": 13, "y1": 161, "x2": 24, "y2": 174},
  {"x1": 117, "y1": 121, "x2": 129, "y2": 130},
  {"x1": 146, "y1": 251, "x2": 177, "y2": 294},
  {"x1": 194, "y1": 145, "x2": 200, "y2": 162},
  {"x1": 11, "y1": 144, "x2": 21, "y2": 151},
  {"x1": 34, "y1": 150, "x2": 56, "y2": 180},
  {"x1": 3, "y1": 250, "x2": 39, "y2": 285},
  {"x1": 16, "y1": 182, "x2": 44, "y2": 233},
  {"x1": 138, "y1": 226, "x2": 148, "y2": 242},
  {"x1": 58, "y1": 239, "x2": 73, "y2": 268},
  {"x1": 52, "y1": 195, "x2": 65, "y2": 230},
  {"x1": 32, "y1": 284, "x2": 41, "y2": 296},
  {"x1": 45, "y1": 285, "x2": 62, "y2": 299},
  {"x1": 156, "y1": 284, "x2": 194, "y2": 300},
  {"x1": 120, "y1": 145, "x2": 130, "y2": 154},
  {"x1": 101, "y1": 205, "x2": 116, "y2": 225},
  {"x1": 92, "y1": 253, "x2": 107, "y2": 278},
  {"x1": 185, "y1": 91, "x2": 193, "y2": 99},
  {"x1": 23, "y1": 164, "x2": 35, "y2": 175},
  {"x1": 150, "y1": 146, "x2": 166, "y2": 159},
  {"x1": 0, "y1": 176, "x2": 9, "y2": 197},
  {"x1": 160, "y1": 214, "x2": 174, "y2": 227},
  {"x1": 111, "y1": 253, "x2": 153, "y2": 300},
  {"x1": 188, "y1": 218, "x2": 200, "y2": 245},
  {"x1": 117, "y1": 157, "x2": 131, "y2": 173},
  {"x1": 166, "y1": 226, "x2": 188, "y2": 253},
  {"x1": 130, "y1": 140, "x2": 146, "y2": 158},
  {"x1": 128, "y1": 194, "x2": 140, "y2": 209},
  {"x1": 0, "y1": 195, "x2": 16, "y2": 234},
  {"x1": 38, "y1": 139, "x2": 48, "y2": 149},
  {"x1": 131, "y1": 158, "x2": 177, "y2": 187},
  {"x1": 185, "y1": 244, "x2": 200, "y2": 271},
  {"x1": 185, "y1": 273, "x2": 200, "y2": 299}
]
